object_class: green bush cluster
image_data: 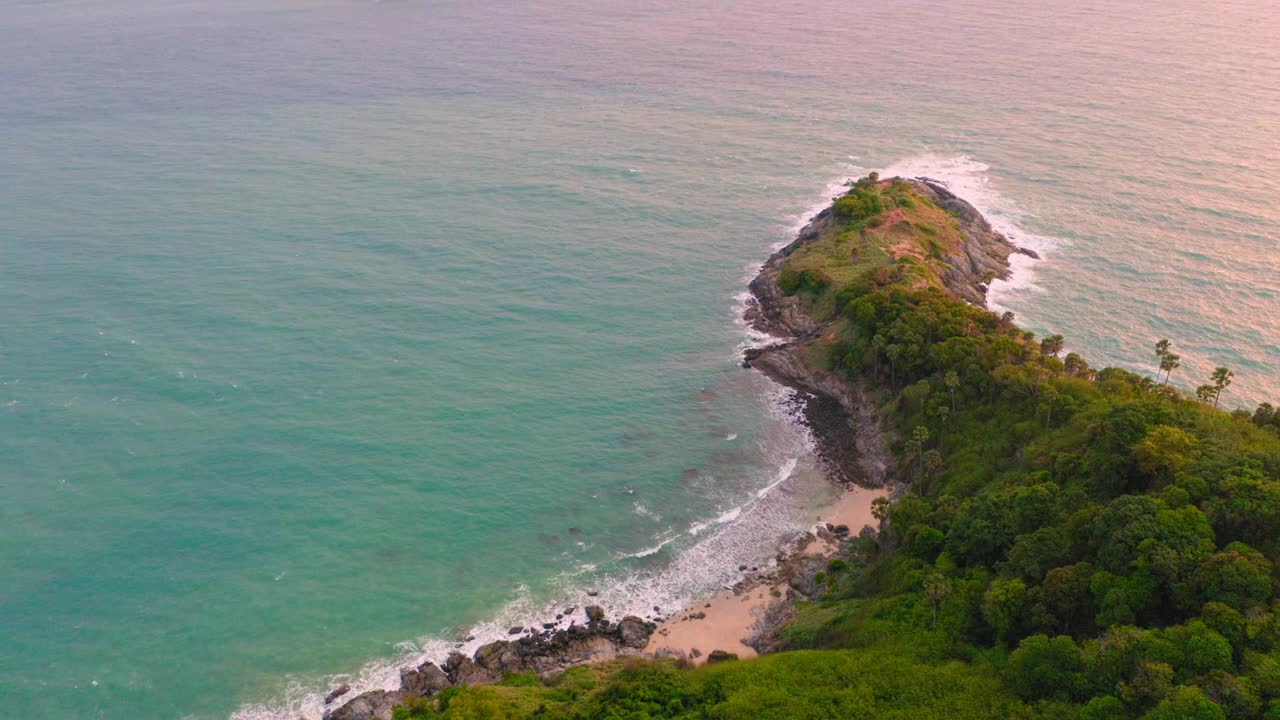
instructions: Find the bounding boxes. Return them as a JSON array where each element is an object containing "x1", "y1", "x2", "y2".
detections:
[
  {"x1": 832, "y1": 187, "x2": 884, "y2": 224},
  {"x1": 777, "y1": 267, "x2": 831, "y2": 295}
]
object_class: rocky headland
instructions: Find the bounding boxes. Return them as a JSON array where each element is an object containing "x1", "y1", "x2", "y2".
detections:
[
  {"x1": 324, "y1": 175, "x2": 1033, "y2": 720},
  {"x1": 744, "y1": 176, "x2": 1031, "y2": 489}
]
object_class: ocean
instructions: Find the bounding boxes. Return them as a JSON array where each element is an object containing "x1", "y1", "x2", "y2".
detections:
[{"x1": 1, "y1": 0, "x2": 1277, "y2": 717}]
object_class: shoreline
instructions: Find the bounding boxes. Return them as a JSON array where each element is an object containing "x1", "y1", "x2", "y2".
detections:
[
  {"x1": 319, "y1": 173, "x2": 1019, "y2": 720},
  {"x1": 642, "y1": 483, "x2": 887, "y2": 665},
  {"x1": 318, "y1": 192, "x2": 899, "y2": 720}
]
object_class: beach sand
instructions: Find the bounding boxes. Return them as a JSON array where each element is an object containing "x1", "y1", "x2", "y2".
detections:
[{"x1": 644, "y1": 484, "x2": 887, "y2": 664}]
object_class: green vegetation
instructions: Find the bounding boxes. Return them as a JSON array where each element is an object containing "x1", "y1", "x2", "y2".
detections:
[
  {"x1": 392, "y1": 650, "x2": 1034, "y2": 719},
  {"x1": 394, "y1": 178, "x2": 1280, "y2": 719}
]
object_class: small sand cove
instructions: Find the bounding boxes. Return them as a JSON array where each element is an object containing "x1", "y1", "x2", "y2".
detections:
[{"x1": 645, "y1": 484, "x2": 887, "y2": 664}]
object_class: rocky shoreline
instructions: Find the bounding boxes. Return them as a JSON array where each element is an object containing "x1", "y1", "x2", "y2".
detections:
[
  {"x1": 324, "y1": 611, "x2": 655, "y2": 720},
  {"x1": 743, "y1": 176, "x2": 1031, "y2": 488},
  {"x1": 323, "y1": 175, "x2": 1029, "y2": 720}
]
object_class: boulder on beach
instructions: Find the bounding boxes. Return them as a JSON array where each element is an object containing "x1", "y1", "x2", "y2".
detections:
[
  {"x1": 617, "y1": 616, "x2": 650, "y2": 649},
  {"x1": 652, "y1": 646, "x2": 687, "y2": 662},
  {"x1": 706, "y1": 650, "x2": 739, "y2": 664}
]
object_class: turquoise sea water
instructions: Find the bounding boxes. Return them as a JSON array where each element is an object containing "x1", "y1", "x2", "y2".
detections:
[{"x1": 2, "y1": 1, "x2": 1277, "y2": 717}]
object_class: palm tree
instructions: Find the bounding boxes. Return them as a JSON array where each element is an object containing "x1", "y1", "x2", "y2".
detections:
[
  {"x1": 871, "y1": 334, "x2": 886, "y2": 379},
  {"x1": 871, "y1": 496, "x2": 891, "y2": 524},
  {"x1": 1039, "y1": 385, "x2": 1061, "y2": 426},
  {"x1": 908, "y1": 425, "x2": 930, "y2": 479},
  {"x1": 1154, "y1": 339, "x2": 1171, "y2": 380},
  {"x1": 923, "y1": 573, "x2": 951, "y2": 629},
  {"x1": 1211, "y1": 366, "x2": 1234, "y2": 409},
  {"x1": 1160, "y1": 353, "x2": 1180, "y2": 385},
  {"x1": 944, "y1": 371, "x2": 960, "y2": 412},
  {"x1": 886, "y1": 344, "x2": 903, "y2": 387}
]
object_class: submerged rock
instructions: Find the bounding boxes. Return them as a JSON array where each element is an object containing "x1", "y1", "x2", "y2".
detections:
[{"x1": 323, "y1": 684, "x2": 351, "y2": 705}]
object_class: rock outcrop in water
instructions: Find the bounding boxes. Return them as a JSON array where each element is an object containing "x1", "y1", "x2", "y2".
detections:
[{"x1": 323, "y1": 614, "x2": 655, "y2": 720}]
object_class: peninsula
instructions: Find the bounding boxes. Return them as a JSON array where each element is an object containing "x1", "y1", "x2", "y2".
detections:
[{"x1": 325, "y1": 176, "x2": 1280, "y2": 720}]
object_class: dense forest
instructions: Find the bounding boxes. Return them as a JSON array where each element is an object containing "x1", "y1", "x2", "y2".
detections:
[{"x1": 389, "y1": 178, "x2": 1280, "y2": 719}]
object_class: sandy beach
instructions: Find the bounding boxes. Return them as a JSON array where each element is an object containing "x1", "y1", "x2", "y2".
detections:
[{"x1": 644, "y1": 484, "x2": 887, "y2": 664}]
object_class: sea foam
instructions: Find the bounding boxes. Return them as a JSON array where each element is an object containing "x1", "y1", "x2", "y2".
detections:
[{"x1": 876, "y1": 154, "x2": 1059, "y2": 316}]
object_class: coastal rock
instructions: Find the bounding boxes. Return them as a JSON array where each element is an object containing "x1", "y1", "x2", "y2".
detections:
[
  {"x1": 431, "y1": 615, "x2": 654, "y2": 690},
  {"x1": 322, "y1": 690, "x2": 404, "y2": 720},
  {"x1": 618, "y1": 616, "x2": 650, "y2": 649},
  {"x1": 706, "y1": 650, "x2": 739, "y2": 664},
  {"x1": 474, "y1": 640, "x2": 522, "y2": 674},
  {"x1": 443, "y1": 651, "x2": 500, "y2": 686},
  {"x1": 653, "y1": 647, "x2": 687, "y2": 662},
  {"x1": 914, "y1": 178, "x2": 1025, "y2": 305},
  {"x1": 400, "y1": 661, "x2": 450, "y2": 698},
  {"x1": 778, "y1": 553, "x2": 829, "y2": 598},
  {"x1": 323, "y1": 684, "x2": 351, "y2": 705}
]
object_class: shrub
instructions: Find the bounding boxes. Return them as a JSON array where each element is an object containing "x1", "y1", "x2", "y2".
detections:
[
  {"x1": 833, "y1": 187, "x2": 884, "y2": 224},
  {"x1": 778, "y1": 268, "x2": 831, "y2": 295}
]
